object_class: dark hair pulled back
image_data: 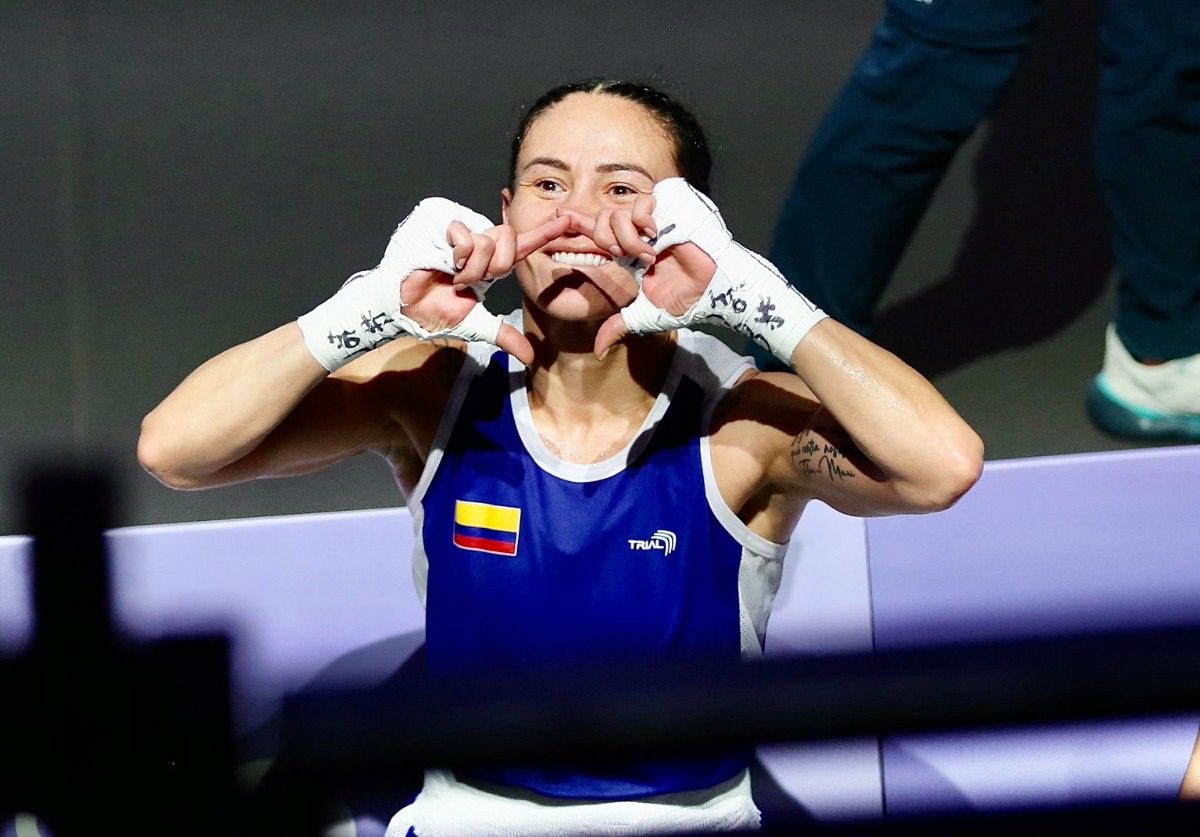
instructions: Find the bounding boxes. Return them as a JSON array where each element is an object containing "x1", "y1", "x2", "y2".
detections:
[{"x1": 509, "y1": 78, "x2": 713, "y2": 196}]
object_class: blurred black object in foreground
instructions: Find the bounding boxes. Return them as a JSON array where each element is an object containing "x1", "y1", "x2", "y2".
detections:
[
  {"x1": 254, "y1": 621, "x2": 1200, "y2": 834},
  {"x1": 0, "y1": 462, "x2": 235, "y2": 836},
  {"x1": 5, "y1": 461, "x2": 1200, "y2": 835}
]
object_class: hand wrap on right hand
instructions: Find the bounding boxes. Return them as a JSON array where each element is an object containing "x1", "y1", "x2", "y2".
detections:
[{"x1": 297, "y1": 198, "x2": 504, "y2": 371}]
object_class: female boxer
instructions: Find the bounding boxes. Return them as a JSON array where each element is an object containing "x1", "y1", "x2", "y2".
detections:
[{"x1": 139, "y1": 79, "x2": 984, "y2": 835}]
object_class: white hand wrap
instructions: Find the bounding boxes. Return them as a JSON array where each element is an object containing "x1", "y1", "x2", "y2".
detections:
[
  {"x1": 297, "y1": 198, "x2": 503, "y2": 371},
  {"x1": 620, "y1": 178, "x2": 828, "y2": 366}
]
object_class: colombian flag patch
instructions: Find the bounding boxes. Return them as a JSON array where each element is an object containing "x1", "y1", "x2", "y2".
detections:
[{"x1": 453, "y1": 500, "x2": 521, "y2": 556}]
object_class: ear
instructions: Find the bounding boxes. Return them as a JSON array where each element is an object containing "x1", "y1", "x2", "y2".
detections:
[{"x1": 501, "y1": 187, "x2": 512, "y2": 224}]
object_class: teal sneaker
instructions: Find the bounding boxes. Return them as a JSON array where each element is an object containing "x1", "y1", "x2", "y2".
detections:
[{"x1": 1086, "y1": 324, "x2": 1200, "y2": 441}]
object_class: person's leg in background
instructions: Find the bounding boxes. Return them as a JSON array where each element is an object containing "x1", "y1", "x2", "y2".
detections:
[
  {"x1": 766, "y1": 0, "x2": 1041, "y2": 360},
  {"x1": 1087, "y1": 0, "x2": 1200, "y2": 440}
]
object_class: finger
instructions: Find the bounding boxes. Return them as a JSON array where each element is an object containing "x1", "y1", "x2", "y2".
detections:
[
  {"x1": 631, "y1": 193, "x2": 657, "y2": 240},
  {"x1": 485, "y1": 225, "x2": 517, "y2": 278},
  {"x1": 592, "y1": 208, "x2": 619, "y2": 256},
  {"x1": 446, "y1": 221, "x2": 475, "y2": 272},
  {"x1": 594, "y1": 311, "x2": 630, "y2": 360},
  {"x1": 611, "y1": 209, "x2": 655, "y2": 265},
  {"x1": 458, "y1": 225, "x2": 516, "y2": 285},
  {"x1": 553, "y1": 208, "x2": 597, "y2": 239},
  {"x1": 457, "y1": 233, "x2": 496, "y2": 285},
  {"x1": 514, "y1": 215, "x2": 571, "y2": 262},
  {"x1": 494, "y1": 322, "x2": 535, "y2": 366}
]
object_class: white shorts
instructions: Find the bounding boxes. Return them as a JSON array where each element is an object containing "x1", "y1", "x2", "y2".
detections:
[{"x1": 384, "y1": 767, "x2": 760, "y2": 837}]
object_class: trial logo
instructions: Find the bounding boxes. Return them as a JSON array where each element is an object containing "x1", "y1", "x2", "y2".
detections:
[{"x1": 627, "y1": 529, "x2": 677, "y2": 556}]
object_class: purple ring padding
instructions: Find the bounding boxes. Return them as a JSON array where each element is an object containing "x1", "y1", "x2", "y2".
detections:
[
  {"x1": 868, "y1": 445, "x2": 1200, "y2": 813},
  {"x1": 1, "y1": 445, "x2": 1198, "y2": 818}
]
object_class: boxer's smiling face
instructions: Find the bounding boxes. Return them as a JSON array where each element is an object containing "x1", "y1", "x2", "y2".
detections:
[{"x1": 503, "y1": 92, "x2": 679, "y2": 322}]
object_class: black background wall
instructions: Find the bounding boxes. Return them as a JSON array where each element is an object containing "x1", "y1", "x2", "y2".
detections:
[{"x1": 1, "y1": 1, "x2": 1139, "y2": 533}]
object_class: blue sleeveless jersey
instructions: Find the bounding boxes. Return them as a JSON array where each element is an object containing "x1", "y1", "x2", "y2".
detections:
[{"x1": 409, "y1": 330, "x2": 786, "y2": 800}]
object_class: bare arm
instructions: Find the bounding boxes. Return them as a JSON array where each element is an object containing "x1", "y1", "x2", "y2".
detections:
[
  {"x1": 581, "y1": 181, "x2": 983, "y2": 521},
  {"x1": 780, "y1": 317, "x2": 984, "y2": 516},
  {"x1": 137, "y1": 322, "x2": 401, "y2": 489},
  {"x1": 138, "y1": 207, "x2": 569, "y2": 491},
  {"x1": 1182, "y1": 727, "x2": 1200, "y2": 801},
  {"x1": 712, "y1": 325, "x2": 983, "y2": 540}
]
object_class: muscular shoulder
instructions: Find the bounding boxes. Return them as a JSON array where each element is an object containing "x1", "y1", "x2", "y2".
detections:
[
  {"x1": 710, "y1": 370, "x2": 822, "y2": 479},
  {"x1": 707, "y1": 369, "x2": 824, "y2": 540},
  {"x1": 712, "y1": 366, "x2": 897, "y2": 528},
  {"x1": 712, "y1": 370, "x2": 820, "y2": 443},
  {"x1": 331, "y1": 336, "x2": 468, "y2": 462}
]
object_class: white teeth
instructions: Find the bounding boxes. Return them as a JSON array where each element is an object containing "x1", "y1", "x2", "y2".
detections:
[{"x1": 550, "y1": 251, "x2": 611, "y2": 267}]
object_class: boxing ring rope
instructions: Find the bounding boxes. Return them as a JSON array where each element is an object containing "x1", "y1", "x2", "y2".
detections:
[
  {"x1": 2, "y1": 460, "x2": 1199, "y2": 835},
  {"x1": 253, "y1": 626, "x2": 1200, "y2": 833}
]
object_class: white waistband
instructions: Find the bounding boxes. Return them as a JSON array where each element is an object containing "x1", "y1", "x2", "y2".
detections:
[{"x1": 384, "y1": 768, "x2": 760, "y2": 836}]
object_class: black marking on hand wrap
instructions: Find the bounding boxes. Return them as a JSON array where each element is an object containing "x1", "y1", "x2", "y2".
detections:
[
  {"x1": 647, "y1": 223, "x2": 676, "y2": 246},
  {"x1": 327, "y1": 329, "x2": 361, "y2": 350},
  {"x1": 708, "y1": 283, "x2": 748, "y2": 314},
  {"x1": 755, "y1": 298, "x2": 785, "y2": 330},
  {"x1": 361, "y1": 310, "x2": 395, "y2": 334}
]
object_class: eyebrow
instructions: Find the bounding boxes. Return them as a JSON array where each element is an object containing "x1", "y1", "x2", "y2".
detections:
[{"x1": 521, "y1": 157, "x2": 655, "y2": 181}]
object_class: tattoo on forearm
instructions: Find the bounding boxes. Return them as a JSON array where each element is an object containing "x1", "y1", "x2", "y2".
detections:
[{"x1": 791, "y1": 429, "x2": 858, "y2": 482}]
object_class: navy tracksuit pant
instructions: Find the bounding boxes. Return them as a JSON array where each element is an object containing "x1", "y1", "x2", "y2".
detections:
[{"x1": 769, "y1": 0, "x2": 1200, "y2": 361}]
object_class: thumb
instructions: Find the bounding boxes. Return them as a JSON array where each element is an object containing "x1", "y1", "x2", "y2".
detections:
[
  {"x1": 594, "y1": 311, "x2": 630, "y2": 360},
  {"x1": 494, "y1": 322, "x2": 535, "y2": 366}
]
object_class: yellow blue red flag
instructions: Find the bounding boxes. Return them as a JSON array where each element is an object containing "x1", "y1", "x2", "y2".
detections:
[{"x1": 453, "y1": 500, "x2": 521, "y2": 556}]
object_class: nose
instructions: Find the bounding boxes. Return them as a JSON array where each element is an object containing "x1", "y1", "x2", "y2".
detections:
[
  {"x1": 559, "y1": 183, "x2": 604, "y2": 218},
  {"x1": 553, "y1": 191, "x2": 601, "y2": 243}
]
